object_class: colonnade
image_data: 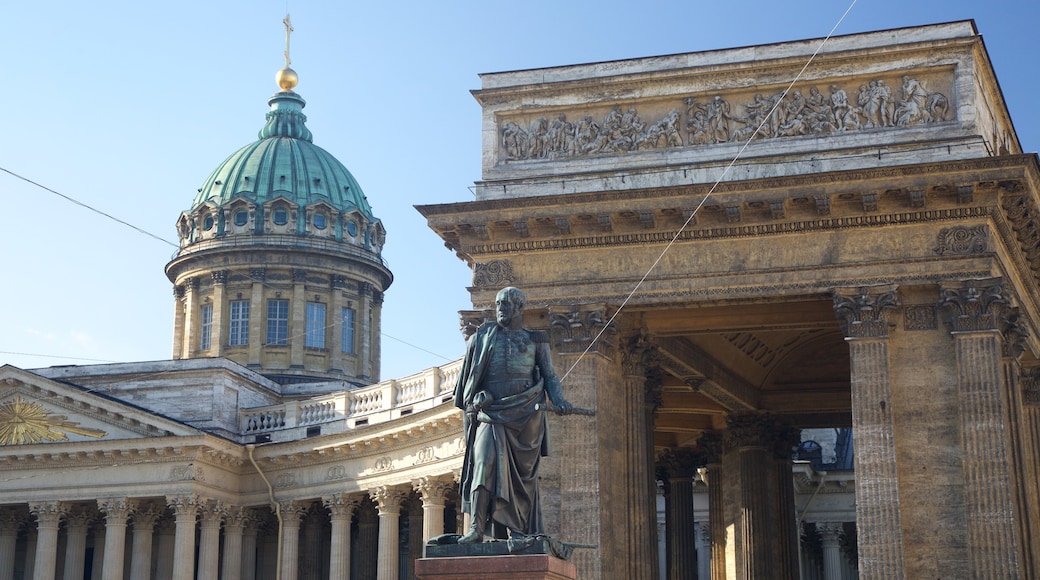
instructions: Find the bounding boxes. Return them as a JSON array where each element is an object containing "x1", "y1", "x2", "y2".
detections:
[{"x1": 0, "y1": 475, "x2": 460, "y2": 580}]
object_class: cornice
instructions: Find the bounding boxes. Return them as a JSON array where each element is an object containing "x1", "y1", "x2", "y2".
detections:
[
  {"x1": 421, "y1": 156, "x2": 1034, "y2": 222},
  {"x1": 252, "y1": 409, "x2": 463, "y2": 470}
]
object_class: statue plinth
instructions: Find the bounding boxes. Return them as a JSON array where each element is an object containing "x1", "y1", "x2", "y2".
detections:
[{"x1": 415, "y1": 553, "x2": 576, "y2": 580}]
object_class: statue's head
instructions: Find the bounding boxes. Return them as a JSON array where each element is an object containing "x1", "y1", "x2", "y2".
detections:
[{"x1": 495, "y1": 287, "x2": 525, "y2": 328}]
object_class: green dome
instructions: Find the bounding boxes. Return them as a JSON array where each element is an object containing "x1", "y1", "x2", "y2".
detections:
[{"x1": 190, "y1": 90, "x2": 374, "y2": 219}]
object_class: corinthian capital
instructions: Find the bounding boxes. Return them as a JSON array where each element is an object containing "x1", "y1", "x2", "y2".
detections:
[
  {"x1": 938, "y1": 278, "x2": 1008, "y2": 332},
  {"x1": 832, "y1": 285, "x2": 899, "y2": 339},
  {"x1": 549, "y1": 305, "x2": 617, "y2": 356}
]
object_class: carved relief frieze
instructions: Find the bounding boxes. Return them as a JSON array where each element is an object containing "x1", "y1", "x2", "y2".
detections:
[
  {"x1": 274, "y1": 472, "x2": 296, "y2": 488},
  {"x1": 472, "y1": 259, "x2": 516, "y2": 288},
  {"x1": 373, "y1": 456, "x2": 393, "y2": 472},
  {"x1": 499, "y1": 74, "x2": 951, "y2": 162},
  {"x1": 415, "y1": 446, "x2": 436, "y2": 465},
  {"x1": 326, "y1": 465, "x2": 347, "y2": 481},
  {"x1": 934, "y1": 225, "x2": 988, "y2": 255},
  {"x1": 170, "y1": 465, "x2": 204, "y2": 482},
  {"x1": 1022, "y1": 368, "x2": 1040, "y2": 406},
  {"x1": 903, "y1": 305, "x2": 938, "y2": 331}
]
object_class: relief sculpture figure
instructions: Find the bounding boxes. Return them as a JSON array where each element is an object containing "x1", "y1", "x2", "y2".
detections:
[{"x1": 454, "y1": 287, "x2": 574, "y2": 543}]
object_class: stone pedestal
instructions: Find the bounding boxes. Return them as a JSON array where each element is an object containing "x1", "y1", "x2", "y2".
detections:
[{"x1": 415, "y1": 554, "x2": 576, "y2": 580}]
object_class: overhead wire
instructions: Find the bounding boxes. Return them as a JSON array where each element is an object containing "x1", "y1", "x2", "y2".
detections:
[{"x1": 557, "y1": 0, "x2": 861, "y2": 383}]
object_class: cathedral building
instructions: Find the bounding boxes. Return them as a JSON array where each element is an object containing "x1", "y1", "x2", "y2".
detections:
[{"x1": 1, "y1": 19, "x2": 1038, "y2": 580}]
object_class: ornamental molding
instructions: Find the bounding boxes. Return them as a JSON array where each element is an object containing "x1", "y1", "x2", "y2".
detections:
[
  {"x1": 472, "y1": 259, "x2": 516, "y2": 288},
  {"x1": 933, "y1": 225, "x2": 988, "y2": 255},
  {"x1": 656, "y1": 446, "x2": 704, "y2": 480},
  {"x1": 548, "y1": 307, "x2": 618, "y2": 357},
  {"x1": 904, "y1": 305, "x2": 938, "y2": 331},
  {"x1": 497, "y1": 74, "x2": 952, "y2": 162},
  {"x1": 461, "y1": 206, "x2": 993, "y2": 256},
  {"x1": 938, "y1": 278, "x2": 1008, "y2": 333},
  {"x1": 833, "y1": 286, "x2": 900, "y2": 339}
]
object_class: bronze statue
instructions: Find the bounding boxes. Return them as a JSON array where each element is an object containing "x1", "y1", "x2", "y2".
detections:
[{"x1": 454, "y1": 287, "x2": 574, "y2": 543}]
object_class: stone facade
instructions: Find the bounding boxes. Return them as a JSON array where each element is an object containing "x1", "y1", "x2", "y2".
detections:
[{"x1": 419, "y1": 21, "x2": 1040, "y2": 580}]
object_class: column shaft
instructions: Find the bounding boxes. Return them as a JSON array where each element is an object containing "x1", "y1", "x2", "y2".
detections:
[
  {"x1": 372, "y1": 488, "x2": 406, "y2": 580},
  {"x1": 29, "y1": 502, "x2": 64, "y2": 580},
  {"x1": 665, "y1": 477, "x2": 696, "y2": 580},
  {"x1": 62, "y1": 513, "x2": 91, "y2": 580},
  {"x1": 278, "y1": 503, "x2": 306, "y2": 580},
  {"x1": 848, "y1": 338, "x2": 905, "y2": 578},
  {"x1": 818, "y1": 522, "x2": 845, "y2": 580},
  {"x1": 129, "y1": 509, "x2": 161, "y2": 580},
  {"x1": 197, "y1": 503, "x2": 224, "y2": 580},
  {"x1": 167, "y1": 496, "x2": 199, "y2": 580},
  {"x1": 953, "y1": 331, "x2": 1020, "y2": 576}
]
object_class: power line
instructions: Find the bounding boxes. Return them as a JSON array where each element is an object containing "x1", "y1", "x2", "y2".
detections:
[
  {"x1": 0, "y1": 166, "x2": 179, "y2": 248},
  {"x1": 559, "y1": 0, "x2": 861, "y2": 383}
]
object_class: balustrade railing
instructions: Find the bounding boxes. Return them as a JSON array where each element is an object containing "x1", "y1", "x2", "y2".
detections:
[{"x1": 241, "y1": 358, "x2": 462, "y2": 435}]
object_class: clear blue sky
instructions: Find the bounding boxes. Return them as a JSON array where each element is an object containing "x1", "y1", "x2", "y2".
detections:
[{"x1": 2, "y1": 1, "x2": 1037, "y2": 380}]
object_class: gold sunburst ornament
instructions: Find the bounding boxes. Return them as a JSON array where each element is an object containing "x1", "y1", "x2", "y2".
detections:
[{"x1": 0, "y1": 398, "x2": 107, "y2": 445}]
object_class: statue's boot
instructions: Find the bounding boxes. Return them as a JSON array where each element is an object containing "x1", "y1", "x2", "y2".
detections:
[{"x1": 458, "y1": 488, "x2": 490, "y2": 544}]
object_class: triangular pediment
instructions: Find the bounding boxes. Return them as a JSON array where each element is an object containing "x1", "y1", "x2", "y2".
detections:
[{"x1": 0, "y1": 365, "x2": 200, "y2": 447}]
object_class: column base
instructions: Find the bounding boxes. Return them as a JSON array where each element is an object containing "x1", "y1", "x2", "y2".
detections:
[{"x1": 416, "y1": 554, "x2": 576, "y2": 580}]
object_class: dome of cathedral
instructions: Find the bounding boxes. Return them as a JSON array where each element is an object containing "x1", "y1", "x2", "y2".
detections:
[{"x1": 190, "y1": 87, "x2": 373, "y2": 220}]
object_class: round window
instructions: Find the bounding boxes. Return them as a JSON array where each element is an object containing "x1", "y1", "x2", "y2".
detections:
[
  {"x1": 234, "y1": 210, "x2": 249, "y2": 226},
  {"x1": 203, "y1": 215, "x2": 214, "y2": 231},
  {"x1": 346, "y1": 221, "x2": 358, "y2": 237},
  {"x1": 313, "y1": 213, "x2": 327, "y2": 230},
  {"x1": 273, "y1": 208, "x2": 289, "y2": 225}
]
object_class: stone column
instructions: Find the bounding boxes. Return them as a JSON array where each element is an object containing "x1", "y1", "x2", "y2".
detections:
[
  {"x1": 98, "y1": 497, "x2": 137, "y2": 580},
  {"x1": 833, "y1": 286, "x2": 906, "y2": 578},
  {"x1": 414, "y1": 476, "x2": 453, "y2": 549},
  {"x1": 290, "y1": 269, "x2": 308, "y2": 368},
  {"x1": 370, "y1": 289, "x2": 384, "y2": 382},
  {"x1": 407, "y1": 498, "x2": 423, "y2": 580},
  {"x1": 197, "y1": 500, "x2": 226, "y2": 580},
  {"x1": 182, "y1": 277, "x2": 199, "y2": 355},
  {"x1": 222, "y1": 507, "x2": 251, "y2": 580},
  {"x1": 278, "y1": 501, "x2": 307, "y2": 580},
  {"x1": 371, "y1": 486, "x2": 407, "y2": 580},
  {"x1": 356, "y1": 501, "x2": 379, "y2": 580},
  {"x1": 300, "y1": 504, "x2": 323, "y2": 580},
  {"x1": 817, "y1": 522, "x2": 845, "y2": 580},
  {"x1": 724, "y1": 413, "x2": 779, "y2": 580},
  {"x1": 656, "y1": 447, "x2": 700, "y2": 580},
  {"x1": 90, "y1": 522, "x2": 105, "y2": 580},
  {"x1": 28, "y1": 501, "x2": 66, "y2": 580},
  {"x1": 211, "y1": 270, "x2": 227, "y2": 356},
  {"x1": 329, "y1": 275, "x2": 348, "y2": 374},
  {"x1": 549, "y1": 306, "x2": 617, "y2": 578},
  {"x1": 166, "y1": 494, "x2": 200, "y2": 580},
  {"x1": 248, "y1": 268, "x2": 266, "y2": 366},
  {"x1": 323, "y1": 494, "x2": 359, "y2": 580},
  {"x1": 23, "y1": 528, "x2": 36, "y2": 580},
  {"x1": 0, "y1": 508, "x2": 23, "y2": 580},
  {"x1": 62, "y1": 508, "x2": 93, "y2": 580},
  {"x1": 129, "y1": 504, "x2": 162, "y2": 580},
  {"x1": 621, "y1": 332, "x2": 662, "y2": 580},
  {"x1": 696, "y1": 522, "x2": 711, "y2": 580},
  {"x1": 773, "y1": 426, "x2": 801, "y2": 580},
  {"x1": 240, "y1": 512, "x2": 261, "y2": 580},
  {"x1": 172, "y1": 284, "x2": 187, "y2": 359},
  {"x1": 154, "y1": 516, "x2": 176, "y2": 580},
  {"x1": 697, "y1": 432, "x2": 725, "y2": 580},
  {"x1": 999, "y1": 311, "x2": 1037, "y2": 578},
  {"x1": 939, "y1": 280, "x2": 1021, "y2": 577},
  {"x1": 358, "y1": 282, "x2": 374, "y2": 381}
]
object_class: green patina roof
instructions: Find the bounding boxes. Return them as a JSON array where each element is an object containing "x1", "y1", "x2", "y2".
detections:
[{"x1": 190, "y1": 89, "x2": 374, "y2": 219}]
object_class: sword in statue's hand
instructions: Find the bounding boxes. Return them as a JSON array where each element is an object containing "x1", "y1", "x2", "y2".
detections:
[{"x1": 536, "y1": 403, "x2": 596, "y2": 416}]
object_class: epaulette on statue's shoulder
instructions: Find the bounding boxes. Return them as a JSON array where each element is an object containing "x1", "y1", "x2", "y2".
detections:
[{"x1": 529, "y1": 329, "x2": 550, "y2": 343}]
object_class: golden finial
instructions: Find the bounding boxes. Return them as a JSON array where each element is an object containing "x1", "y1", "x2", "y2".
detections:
[{"x1": 276, "y1": 13, "x2": 299, "y2": 91}]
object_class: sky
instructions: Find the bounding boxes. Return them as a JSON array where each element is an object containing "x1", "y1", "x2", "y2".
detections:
[{"x1": 2, "y1": 0, "x2": 1039, "y2": 381}]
